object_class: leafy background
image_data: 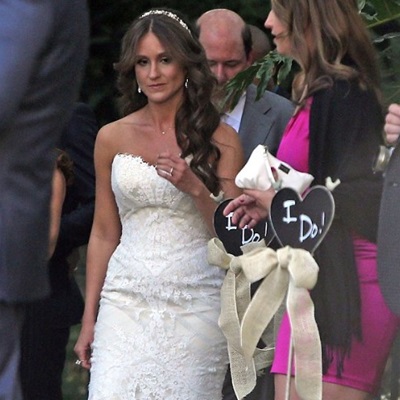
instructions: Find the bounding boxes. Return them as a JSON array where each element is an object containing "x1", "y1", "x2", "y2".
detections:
[
  {"x1": 64, "y1": 1, "x2": 400, "y2": 399},
  {"x1": 362, "y1": 0, "x2": 400, "y2": 104},
  {"x1": 84, "y1": 0, "x2": 400, "y2": 125}
]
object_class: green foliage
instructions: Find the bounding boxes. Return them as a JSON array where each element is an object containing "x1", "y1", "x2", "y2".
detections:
[
  {"x1": 223, "y1": 51, "x2": 293, "y2": 111},
  {"x1": 360, "y1": 0, "x2": 400, "y2": 27},
  {"x1": 376, "y1": 32, "x2": 400, "y2": 105},
  {"x1": 363, "y1": 0, "x2": 400, "y2": 105},
  {"x1": 85, "y1": 0, "x2": 400, "y2": 122}
]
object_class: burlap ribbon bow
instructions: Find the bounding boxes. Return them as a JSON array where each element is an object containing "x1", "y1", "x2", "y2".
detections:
[{"x1": 208, "y1": 238, "x2": 322, "y2": 400}]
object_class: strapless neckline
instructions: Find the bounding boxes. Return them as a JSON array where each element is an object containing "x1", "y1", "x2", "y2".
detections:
[{"x1": 113, "y1": 152, "x2": 157, "y2": 170}]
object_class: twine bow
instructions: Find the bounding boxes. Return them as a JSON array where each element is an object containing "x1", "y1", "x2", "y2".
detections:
[{"x1": 208, "y1": 238, "x2": 322, "y2": 400}]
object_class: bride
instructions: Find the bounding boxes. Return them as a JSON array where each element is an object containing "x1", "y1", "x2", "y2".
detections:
[{"x1": 74, "y1": 8, "x2": 244, "y2": 399}]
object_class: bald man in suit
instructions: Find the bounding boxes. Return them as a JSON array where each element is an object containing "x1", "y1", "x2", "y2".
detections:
[
  {"x1": 197, "y1": 9, "x2": 294, "y2": 400},
  {"x1": 0, "y1": 1, "x2": 89, "y2": 398},
  {"x1": 197, "y1": 9, "x2": 293, "y2": 162}
]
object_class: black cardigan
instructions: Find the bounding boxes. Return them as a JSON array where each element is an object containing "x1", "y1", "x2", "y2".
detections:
[{"x1": 307, "y1": 79, "x2": 384, "y2": 374}]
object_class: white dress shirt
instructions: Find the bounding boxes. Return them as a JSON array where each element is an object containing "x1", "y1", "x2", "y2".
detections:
[{"x1": 221, "y1": 93, "x2": 246, "y2": 132}]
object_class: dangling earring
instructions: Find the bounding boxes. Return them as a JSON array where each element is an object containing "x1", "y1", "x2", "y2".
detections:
[
  {"x1": 138, "y1": 86, "x2": 142, "y2": 94},
  {"x1": 184, "y1": 78, "x2": 188, "y2": 89}
]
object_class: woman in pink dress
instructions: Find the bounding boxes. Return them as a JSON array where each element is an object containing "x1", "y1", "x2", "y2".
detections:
[{"x1": 225, "y1": 0, "x2": 400, "y2": 398}]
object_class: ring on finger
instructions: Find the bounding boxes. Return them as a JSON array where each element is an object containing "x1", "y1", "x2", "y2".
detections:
[{"x1": 169, "y1": 167, "x2": 174, "y2": 176}]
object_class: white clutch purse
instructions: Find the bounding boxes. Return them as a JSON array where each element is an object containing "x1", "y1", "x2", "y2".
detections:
[{"x1": 235, "y1": 145, "x2": 314, "y2": 193}]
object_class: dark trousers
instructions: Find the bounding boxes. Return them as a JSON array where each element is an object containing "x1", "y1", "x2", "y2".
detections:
[
  {"x1": 20, "y1": 302, "x2": 70, "y2": 400},
  {"x1": 222, "y1": 365, "x2": 275, "y2": 400},
  {"x1": 0, "y1": 303, "x2": 24, "y2": 400}
]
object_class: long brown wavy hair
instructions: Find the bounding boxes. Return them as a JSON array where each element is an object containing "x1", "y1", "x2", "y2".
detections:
[
  {"x1": 55, "y1": 148, "x2": 74, "y2": 186},
  {"x1": 113, "y1": 8, "x2": 222, "y2": 195},
  {"x1": 271, "y1": 0, "x2": 382, "y2": 105}
]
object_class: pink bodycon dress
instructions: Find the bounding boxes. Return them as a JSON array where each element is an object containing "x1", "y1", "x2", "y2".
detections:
[{"x1": 271, "y1": 99, "x2": 400, "y2": 394}]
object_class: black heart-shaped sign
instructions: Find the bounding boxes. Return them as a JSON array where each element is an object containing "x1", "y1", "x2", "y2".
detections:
[
  {"x1": 269, "y1": 186, "x2": 335, "y2": 253},
  {"x1": 213, "y1": 199, "x2": 275, "y2": 256}
]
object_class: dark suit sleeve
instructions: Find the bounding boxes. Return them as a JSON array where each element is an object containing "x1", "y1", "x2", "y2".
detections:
[
  {"x1": 0, "y1": 1, "x2": 53, "y2": 134},
  {"x1": 52, "y1": 103, "x2": 98, "y2": 259},
  {"x1": 377, "y1": 146, "x2": 400, "y2": 315}
]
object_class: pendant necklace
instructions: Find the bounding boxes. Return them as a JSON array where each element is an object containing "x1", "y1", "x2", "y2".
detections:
[{"x1": 161, "y1": 126, "x2": 174, "y2": 135}]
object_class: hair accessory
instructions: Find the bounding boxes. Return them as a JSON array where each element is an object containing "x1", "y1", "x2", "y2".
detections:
[{"x1": 139, "y1": 10, "x2": 191, "y2": 34}]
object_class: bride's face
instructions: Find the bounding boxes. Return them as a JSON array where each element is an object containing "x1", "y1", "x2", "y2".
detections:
[{"x1": 135, "y1": 32, "x2": 186, "y2": 105}]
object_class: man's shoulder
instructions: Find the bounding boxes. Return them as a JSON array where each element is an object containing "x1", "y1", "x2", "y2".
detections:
[
  {"x1": 246, "y1": 84, "x2": 292, "y2": 108},
  {"x1": 243, "y1": 84, "x2": 294, "y2": 120}
]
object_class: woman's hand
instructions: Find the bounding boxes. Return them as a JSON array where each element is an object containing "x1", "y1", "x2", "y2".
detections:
[
  {"x1": 385, "y1": 103, "x2": 400, "y2": 145},
  {"x1": 223, "y1": 187, "x2": 276, "y2": 229},
  {"x1": 74, "y1": 322, "x2": 95, "y2": 370},
  {"x1": 156, "y1": 151, "x2": 203, "y2": 195}
]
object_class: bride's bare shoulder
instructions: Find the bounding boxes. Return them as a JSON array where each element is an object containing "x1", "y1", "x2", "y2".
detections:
[
  {"x1": 96, "y1": 110, "x2": 152, "y2": 159},
  {"x1": 98, "y1": 112, "x2": 144, "y2": 141}
]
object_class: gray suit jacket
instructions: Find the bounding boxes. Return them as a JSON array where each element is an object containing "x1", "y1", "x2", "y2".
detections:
[
  {"x1": 238, "y1": 84, "x2": 294, "y2": 161},
  {"x1": 377, "y1": 145, "x2": 400, "y2": 315},
  {"x1": 0, "y1": 0, "x2": 89, "y2": 303}
]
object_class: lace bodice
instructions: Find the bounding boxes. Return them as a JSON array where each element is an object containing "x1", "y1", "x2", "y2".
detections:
[
  {"x1": 89, "y1": 153, "x2": 228, "y2": 400},
  {"x1": 102, "y1": 153, "x2": 224, "y2": 303}
]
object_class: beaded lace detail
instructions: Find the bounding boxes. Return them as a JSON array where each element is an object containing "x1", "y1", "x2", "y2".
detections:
[{"x1": 89, "y1": 154, "x2": 228, "y2": 399}]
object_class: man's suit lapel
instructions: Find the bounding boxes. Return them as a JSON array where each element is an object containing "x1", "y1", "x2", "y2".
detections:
[{"x1": 238, "y1": 85, "x2": 274, "y2": 160}]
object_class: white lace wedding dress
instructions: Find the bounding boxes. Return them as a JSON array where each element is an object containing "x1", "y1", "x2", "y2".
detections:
[{"x1": 88, "y1": 154, "x2": 228, "y2": 400}]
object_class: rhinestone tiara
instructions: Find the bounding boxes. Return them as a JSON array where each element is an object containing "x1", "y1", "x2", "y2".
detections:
[{"x1": 139, "y1": 10, "x2": 191, "y2": 34}]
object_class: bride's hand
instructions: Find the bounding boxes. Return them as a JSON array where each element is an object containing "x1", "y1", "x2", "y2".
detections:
[
  {"x1": 74, "y1": 322, "x2": 94, "y2": 370},
  {"x1": 224, "y1": 187, "x2": 275, "y2": 229},
  {"x1": 156, "y1": 152, "x2": 202, "y2": 195}
]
